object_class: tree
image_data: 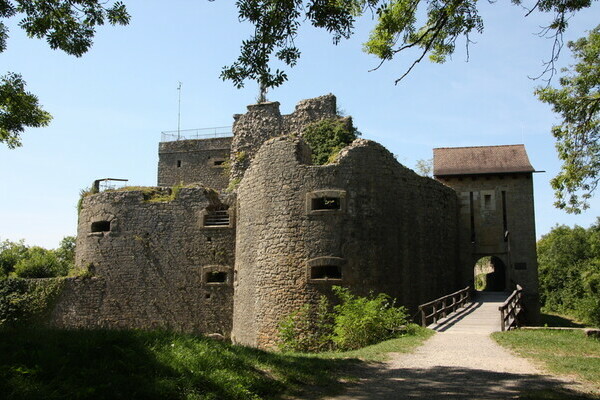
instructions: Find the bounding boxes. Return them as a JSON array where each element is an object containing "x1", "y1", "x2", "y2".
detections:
[
  {"x1": 0, "y1": 236, "x2": 75, "y2": 279},
  {"x1": 415, "y1": 158, "x2": 433, "y2": 177},
  {"x1": 536, "y1": 25, "x2": 600, "y2": 214},
  {"x1": 55, "y1": 235, "x2": 76, "y2": 271},
  {"x1": 0, "y1": 238, "x2": 27, "y2": 278},
  {"x1": 0, "y1": 0, "x2": 129, "y2": 149},
  {"x1": 222, "y1": 0, "x2": 594, "y2": 91},
  {"x1": 537, "y1": 220, "x2": 600, "y2": 326}
]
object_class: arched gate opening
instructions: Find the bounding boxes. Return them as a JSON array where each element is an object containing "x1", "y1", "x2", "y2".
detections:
[{"x1": 474, "y1": 256, "x2": 506, "y2": 292}]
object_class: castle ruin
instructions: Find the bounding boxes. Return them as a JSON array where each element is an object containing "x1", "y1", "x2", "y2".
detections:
[{"x1": 47, "y1": 94, "x2": 540, "y2": 348}]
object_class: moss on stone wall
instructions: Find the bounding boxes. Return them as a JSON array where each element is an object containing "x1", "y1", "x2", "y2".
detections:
[{"x1": 302, "y1": 118, "x2": 359, "y2": 165}]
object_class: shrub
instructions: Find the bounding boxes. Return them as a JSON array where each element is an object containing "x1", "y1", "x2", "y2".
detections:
[
  {"x1": 278, "y1": 286, "x2": 409, "y2": 352},
  {"x1": 331, "y1": 286, "x2": 408, "y2": 351},
  {"x1": 278, "y1": 296, "x2": 334, "y2": 353},
  {"x1": 0, "y1": 278, "x2": 64, "y2": 327},
  {"x1": 13, "y1": 247, "x2": 68, "y2": 278},
  {"x1": 302, "y1": 118, "x2": 359, "y2": 165}
]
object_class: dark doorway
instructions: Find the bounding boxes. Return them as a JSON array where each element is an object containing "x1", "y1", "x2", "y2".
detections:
[{"x1": 474, "y1": 256, "x2": 506, "y2": 291}]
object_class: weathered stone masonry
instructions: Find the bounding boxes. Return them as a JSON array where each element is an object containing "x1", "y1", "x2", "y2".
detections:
[
  {"x1": 49, "y1": 187, "x2": 235, "y2": 334},
  {"x1": 47, "y1": 94, "x2": 540, "y2": 348},
  {"x1": 158, "y1": 137, "x2": 232, "y2": 190},
  {"x1": 232, "y1": 137, "x2": 460, "y2": 348}
]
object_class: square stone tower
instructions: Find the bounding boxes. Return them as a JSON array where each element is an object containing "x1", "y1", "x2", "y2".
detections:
[{"x1": 433, "y1": 144, "x2": 540, "y2": 323}]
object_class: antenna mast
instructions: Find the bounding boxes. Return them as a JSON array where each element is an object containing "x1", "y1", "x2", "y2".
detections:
[{"x1": 177, "y1": 82, "x2": 182, "y2": 140}]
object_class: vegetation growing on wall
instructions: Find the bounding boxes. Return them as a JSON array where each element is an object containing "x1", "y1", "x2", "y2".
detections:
[
  {"x1": 302, "y1": 118, "x2": 359, "y2": 165},
  {"x1": 0, "y1": 278, "x2": 64, "y2": 328},
  {"x1": 279, "y1": 286, "x2": 410, "y2": 352},
  {"x1": 538, "y1": 219, "x2": 600, "y2": 327},
  {"x1": 113, "y1": 185, "x2": 184, "y2": 203},
  {"x1": 78, "y1": 184, "x2": 187, "y2": 210}
]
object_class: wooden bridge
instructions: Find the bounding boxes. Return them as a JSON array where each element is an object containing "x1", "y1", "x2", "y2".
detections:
[{"x1": 418, "y1": 286, "x2": 524, "y2": 333}]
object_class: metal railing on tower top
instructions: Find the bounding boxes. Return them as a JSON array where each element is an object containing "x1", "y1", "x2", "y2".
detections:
[{"x1": 160, "y1": 126, "x2": 232, "y2": 142}]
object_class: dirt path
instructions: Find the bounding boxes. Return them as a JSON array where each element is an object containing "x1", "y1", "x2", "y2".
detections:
[{"x1": 322, "y1": 292, "x2": 591, "y2": 400}]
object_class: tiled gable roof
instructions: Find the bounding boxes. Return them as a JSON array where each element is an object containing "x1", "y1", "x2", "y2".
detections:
[{"x1": 433, "y1": 144, "x2": 535, "y2": 176}]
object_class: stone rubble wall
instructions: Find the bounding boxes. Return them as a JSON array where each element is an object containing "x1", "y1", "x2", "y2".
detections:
[
  {"x1": 232, "y1": 136, "x2": 460, "y2": 349},
  {"x1": 48, "y1": 187, "x2": 235, "y2": 334},
  {"x1": 229, "y1": 94, "x2": 339, "y2": 181}
]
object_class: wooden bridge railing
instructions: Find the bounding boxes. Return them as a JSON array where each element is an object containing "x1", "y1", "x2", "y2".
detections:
[
  {"x1": 418, "y1": 286, "x2": 471, "y2": 327},
  {"x1": 499, "y1": 284, "x2": 524, "y2": 331}
]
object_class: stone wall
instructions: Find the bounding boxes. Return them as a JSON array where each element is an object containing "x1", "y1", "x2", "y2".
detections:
[
  {"x1": 232, "y1": 136, "x2": 460, "y2": 349},
  {"x1": 229, "y1": 94, "x2": 339, "y2": 180},
  {"x1": 158, "y1": 137, "x2": 232, "y2": 190},
  {"x1": 437, "y1": 174, "x2": 540, "y2": 322},
  {"x1": 49, "y1": 187, "x2": 236, "y2": 334}
]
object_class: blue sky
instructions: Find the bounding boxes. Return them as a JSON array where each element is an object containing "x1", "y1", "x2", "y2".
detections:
[{"x1": 1, "y1": 1, "x2": 599, "y2": 248}]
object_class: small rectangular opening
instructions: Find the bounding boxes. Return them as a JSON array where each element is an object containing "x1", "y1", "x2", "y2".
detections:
[
  {"x1": 310, "y1": 265, "x2": 342, "y2": 280},
  {"x1": 91, "y1": 220, "x2": 111, "y2": 233},
  {"x1": 204, "y1": 210, "x2": 230, "y2": 227},
  {"x1": 213, "y1": 160, "x2": 225, "y2": 166},
  {"x1": 311, "y1": 197, "x2": 340, "y2": 211},
  {"x1": 206, "y1": 271, "x2": 227, "y2": 283},
  {"x1": 484, "y1": 194, "x2": 491, "y2": 208},
  {"x1": 177, "y1": 160, "x2": 182, "y2": 168},
  {"x1": 514, "y1": 262, "x2": 527, "y2": 270}
]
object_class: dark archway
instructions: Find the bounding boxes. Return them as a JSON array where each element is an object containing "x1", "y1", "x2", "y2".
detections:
[{"x1": 473, "y1": 256, "x2": 506, "y2": 292}]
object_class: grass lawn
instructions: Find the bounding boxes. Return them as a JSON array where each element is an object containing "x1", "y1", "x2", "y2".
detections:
[
  {"x1": 492, "y1": 328, "x2": 600, "y2": 396},
  {"x1": 313, "y1": 325, "x2": 434, "y2": 362},
  {"x1": 0, "y1": 326, "x2": 432, "y2": 399}
]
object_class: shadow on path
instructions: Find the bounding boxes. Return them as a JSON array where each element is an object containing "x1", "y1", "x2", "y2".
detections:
[
  {"x1": 431, "y1": 301, "x2": 483, "y2": 332},
  {"x1": 324, "y1": 364, "x2": 598, "y2": 400}
]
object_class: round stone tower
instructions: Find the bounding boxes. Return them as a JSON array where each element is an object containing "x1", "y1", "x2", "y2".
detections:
[{"x1": 231, "y1": 136, "x2": 460, "y2": 349}]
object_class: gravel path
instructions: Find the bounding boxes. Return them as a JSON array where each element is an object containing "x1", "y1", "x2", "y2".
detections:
[{"x1": 323, "y1": 292, "x2": 589, "y2": 400}]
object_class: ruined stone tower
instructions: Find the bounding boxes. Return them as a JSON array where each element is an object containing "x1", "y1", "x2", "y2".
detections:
[{"x1": 45, "y1": 95, "x2": 540, "y2": 347}]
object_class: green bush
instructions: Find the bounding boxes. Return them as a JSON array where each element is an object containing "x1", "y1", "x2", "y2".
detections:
[
  {"x1": 331, "y1": 286, "x2": 408, "y2": 351},
  {"x1": 0, "y1": 278, "x2": 64, "y2": 327},
  {"x1": 278, "y1": 286, "x2": 409, "y2": 352},
  {"x1": 278, "y1": 296, "x2": 334, "y2": 353},
  {"x1": 302, "y1": 118, "x2": 359, "y2": 165},
  {"x1": 13, "y1": 247, "x2": 68, "y2": 278}
]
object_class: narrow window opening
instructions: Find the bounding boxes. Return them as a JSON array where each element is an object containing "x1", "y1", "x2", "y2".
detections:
[
  {"x1": 206, "y1": 236, "x2": 212, "y2": 242},
  {"x1": 177, "y1": 160, "x2": 182, "y2": 168},
  {"x1": 502, "y1": 191, "x2": 508, "y2": 242},
  {"x1": 310, "y1": 265, "x2": 342, "y2": 280},
  {"x1": 203, "y1": 210, "x2": 230, "y2": 227},
  {"x1": 205, "y1": 293, "x2": 211, "y2": 299},
  {"x1": 206, "y1": 271, "x2": 227, "y2": 283},
  {"x1": 213, "y1": 160, "x2": 225, "y2": 166},
  {"x1": 91, "y1": 220, "x2": 111, "y2": 233},
  {"x1": 311, "y1": 197, "x2": 341, "y2": 211},
  {"x1": 469, "y1": 192, "x2": 475, "y2": 243},
  {"x1": 514, "y1": 262, "x2": 527, "y2": 270}
]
